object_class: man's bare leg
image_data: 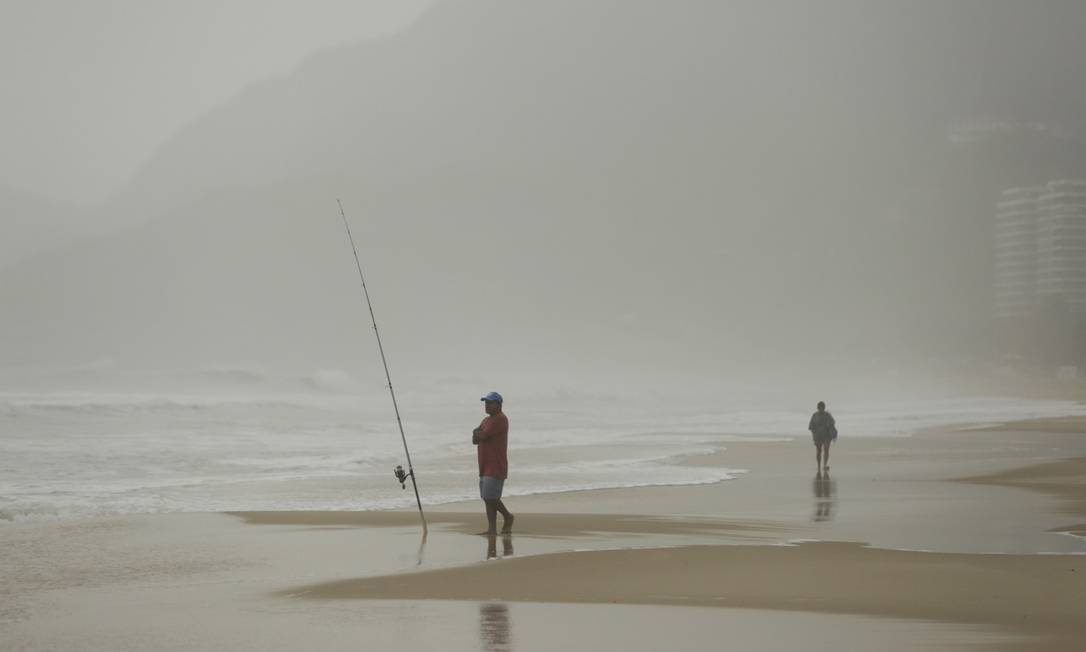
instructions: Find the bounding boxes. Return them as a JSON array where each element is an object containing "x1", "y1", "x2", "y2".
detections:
[
  {"x1": 496, "y1": 500, "x2": 514, "y2": 533},
  {"x1": 815, "y1": 443, "x2": 823, "y2": 472},
  {"x1": 823, "y1": 442, "x2": 831, "y2": 472},
  {"x1": 483, "y1": 499, "x2": 499, "y2": 535}
]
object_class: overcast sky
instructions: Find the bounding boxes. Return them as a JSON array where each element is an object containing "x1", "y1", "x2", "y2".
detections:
[
  {"x1": 3, "y1": 0, "x2": 1084, "y2": 378},
  {"x1": 0, "y1": 0, "x2": 429, "y2": 204}
]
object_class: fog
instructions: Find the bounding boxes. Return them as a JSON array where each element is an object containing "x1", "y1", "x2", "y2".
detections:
[
  {"x1": 3, "y1": 0, "x2": 1086, "y2": 398},
  {"x1": 0, "y1": 0, "x2": 427, "y2": 204}
]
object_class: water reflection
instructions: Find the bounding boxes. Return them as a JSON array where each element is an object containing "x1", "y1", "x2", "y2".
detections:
[
  {"x1": 479, "y1": 602, "x2": 512, "y2": 652},
  {"x1": 812, "y1": 471, "x2": 836, "y2": 522},
  {"x1": 486, "y1": 532, "x2": 514, "y2": 560},
  {"x1": 415, "y1": 529, "x2": 428, "y2": 566}
]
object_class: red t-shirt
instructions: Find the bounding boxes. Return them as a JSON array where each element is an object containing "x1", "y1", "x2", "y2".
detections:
[{"x1": 476, "y1": 413, "x2": 509, "y2": 479}]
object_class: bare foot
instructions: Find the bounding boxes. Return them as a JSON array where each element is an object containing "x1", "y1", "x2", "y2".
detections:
[
  {"x1": 477, "y1": 530, "x2": 497, "y2": 536},
  {"x1": 501, "y1": 514, "x2": 514, "y2": 533}
]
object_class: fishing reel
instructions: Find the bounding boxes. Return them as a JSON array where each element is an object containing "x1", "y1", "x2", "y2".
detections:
[{"x1": 393, "y1": 464, "x2": 410, "y2": 489}]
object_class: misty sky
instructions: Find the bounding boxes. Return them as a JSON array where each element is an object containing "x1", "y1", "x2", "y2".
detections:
[
  {"x1": 3, "y1": 0, "x2": 1085, "y2": 381},
  {"x1": 0, "y1": 0, "x2": 428, "y2": 203}
]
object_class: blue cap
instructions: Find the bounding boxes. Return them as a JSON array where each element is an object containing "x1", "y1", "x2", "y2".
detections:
[{"x1": 480, "y1": 391, "x2": 503, "y2": 403}]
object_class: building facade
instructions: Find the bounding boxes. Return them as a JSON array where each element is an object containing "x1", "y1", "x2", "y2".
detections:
[
  {"x1": 1036, "y1": 180, "x2": 1086, "y2": 316},
  {"x1": 994, "y1": 186, "x2": 1041, "y2": 318},
  {"x1": 994, "y1": 180, "x2": 1086, "y2": 319}
]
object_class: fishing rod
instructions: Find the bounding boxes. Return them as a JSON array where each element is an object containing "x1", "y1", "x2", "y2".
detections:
[{"x1": 337, "y1": 199, "x2": 427, "y2": 532}]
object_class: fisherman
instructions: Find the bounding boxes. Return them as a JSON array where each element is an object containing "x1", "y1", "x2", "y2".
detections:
[
  {"x1": 473, "y1": 391, "x2": 514, "y2": 535},
  {"x1": 808, "y1": 400, "x2": 837, "y2": 474}
]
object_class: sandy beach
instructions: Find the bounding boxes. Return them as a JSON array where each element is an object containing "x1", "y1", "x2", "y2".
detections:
[
  {"x1": 3, "y1": 417, "x2": 1085, "y2": 651},
  {"x1": 7, "y1": 2, "x2": 1086, "y2": 650}
]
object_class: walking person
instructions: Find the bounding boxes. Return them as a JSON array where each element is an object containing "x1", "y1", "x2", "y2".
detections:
[
  {"x1": 808, "y1": 401, "x2": 837, "y2": 474},
  {"x1": 473, "y1": 391, "x2": 514, "y2": 535}
]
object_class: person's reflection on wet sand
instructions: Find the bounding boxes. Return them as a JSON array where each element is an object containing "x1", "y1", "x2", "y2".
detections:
[
  {"x1": 486, "y1": 532, "x2": 514, "y2": 559},
  {"x1": 479, "y1": 602, "x2": 512, "y2": 652},
  {"x1": 813, "y1": 471, "x2": 836, "y2": 522}
]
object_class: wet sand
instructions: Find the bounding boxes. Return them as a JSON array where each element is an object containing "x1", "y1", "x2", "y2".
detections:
[
  {"x1": 270, "y1": 417, "x2": 1086, "y2": 650},
  {"x1": 294, "y1": 541, "x2": 1084, "y2": 650},
  {"x1": 230, "y1": 509, "x2": 782, "y2": 540},
  {"x1": 3, "y1": 417, "x2": 1086, "y2": 650},
  {"x1": 958, "y1": 453, "x2": 1086, "y2": 538}
]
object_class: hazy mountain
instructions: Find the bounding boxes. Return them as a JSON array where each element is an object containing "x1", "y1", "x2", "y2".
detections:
[
  {"x1": 4, "y1": 0, "x2": 1086, "y2": 383},
  {"x1": 0, "y1": 186, "x2": 88, "y2": 268}
]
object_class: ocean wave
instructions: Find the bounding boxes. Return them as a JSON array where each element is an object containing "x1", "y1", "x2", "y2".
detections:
[
  {"x1": 0, "y1": 502, "x2": 64, "y2": 523},
  {"x1": 192, "y1": 364, "x2": 270, "y2": 384},
  {"x1": 350, "y1": 468, "x2": 744, "y2": 511},
  {"x1": 294, "y1": 369, "x2": 365, "y2": 393},
  {"x1": 0, "y1": 467, "x2": 744, "y2": 522},
  {"x1": 520, "y1": 448, "x2": 720, "y2": 474},
  {"x1": 0, "y1": 363, "x2": 372, "y2": 398},
  {"x1": 0, "y1": 392, "x2": 360, "y2": 418}
]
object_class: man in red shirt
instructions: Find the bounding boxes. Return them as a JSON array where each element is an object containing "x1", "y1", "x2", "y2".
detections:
[{"x1": 473, "y1": 391, "x2": 513, "y2": 535}]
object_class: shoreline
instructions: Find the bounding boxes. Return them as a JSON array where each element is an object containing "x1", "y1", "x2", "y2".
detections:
[
  {"x1": 267, "y1": 416, "x2": 1086, "y2": 650},
  {"x1": 229, "y1": 510, "x2": 784, "y2": 540},
  {"x1": 5, "y1": 416, "x2": 1086, "y2": 651}
]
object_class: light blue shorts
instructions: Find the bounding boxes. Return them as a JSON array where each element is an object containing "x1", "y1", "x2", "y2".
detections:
[{"x1": 479, "y1": 476, "x2": 504, "y2": 500}]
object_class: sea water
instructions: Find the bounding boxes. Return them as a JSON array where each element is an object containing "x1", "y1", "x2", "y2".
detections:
[{"x1": 3, "y1": 366, "x2": 1084, "y2": 522}]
